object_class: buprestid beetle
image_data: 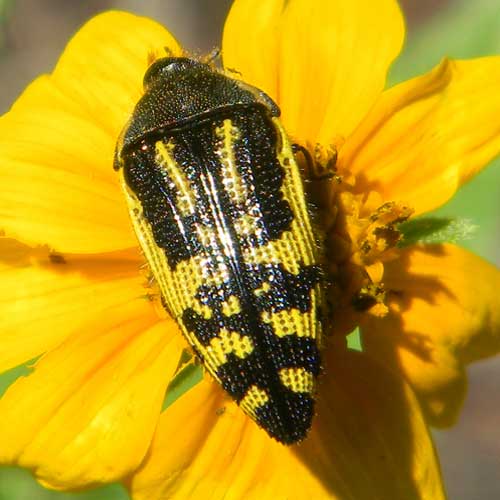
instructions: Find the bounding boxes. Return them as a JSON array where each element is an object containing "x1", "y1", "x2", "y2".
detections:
[{"x1": 114, "y1": 57, "x2": 324, "y2": 444}]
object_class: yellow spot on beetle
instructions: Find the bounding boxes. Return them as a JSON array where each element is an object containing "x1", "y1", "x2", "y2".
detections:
[
  {"x1": 254, "y1": 282, "x2": 271, "y2": 297},
  {"x1": 208, "y1": 328, "x2": 254, "y2": 367},
  {"x1": 233, "y1": 212, "x2": 260, "y2": 238},
  {"x1": 240, "y1": 385, "x2": 269, "y2": 417},
  {"x1": 279, "y1": 367, "x2": 314, "y2": 393},
  {"x1": 187, "y1": 254, "x2": 229, "y2": 288},
  {"x1": 261, "y1": 308, "x2": 314, "y2": 338},
  {"x1": 221, "y1": 295, "x2": 241, "y2": 316},
  {"x1": 191, "y1": 300, "x2": 213, "y2": 319}
]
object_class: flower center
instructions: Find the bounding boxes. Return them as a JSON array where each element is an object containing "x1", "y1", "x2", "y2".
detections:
[{"x1": 304, "y1": 143, "x2": 413, "y2": 337}]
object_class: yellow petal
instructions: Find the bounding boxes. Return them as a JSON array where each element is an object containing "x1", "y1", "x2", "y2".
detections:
[
  {"x1": 0, "y1": 238, "x2": 147, "y2": 373},
  {"x1": 223, "y1": 0, "x2": 405, "y2": 145},
  {"x1": 341, "y1": 57, "x2": 500, "y2": 215},
  {"x1": 129, "y1": 347, "x2": 444, "y2": 500},
  {"x1": 361, "y1": 244, "x2": 500, "y2": 427},
  {"x1": 50, "y1": 10, "x2": 182, "y2": 140},
  {"x1": 0, "y1": 302, "x2": 182, "y2": 490},
  {"x1": 0, "y1": 86, "x2": 135, "y2": 253},
  {"x1": 222, "y1": 0, "x2": 285, "y2": 102},
  {"x1": 0, "y1": 11, "x2": 181, "y2": 252}
]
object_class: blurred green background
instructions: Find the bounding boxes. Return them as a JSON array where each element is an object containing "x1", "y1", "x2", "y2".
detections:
[{"x1": 0, "y1": 0, "x2": 499, "y2": 499}]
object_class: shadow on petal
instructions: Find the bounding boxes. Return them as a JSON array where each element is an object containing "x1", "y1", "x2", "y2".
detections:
[
  {"x1": 129, "y1": 346, "x2": 444, "y2": 499},
  {"x1": 294, "y1": 346, "x2": 444, "y2": 500},
  {"x1": 361, "y1": 243, "x2": 500, "y2": 427}
]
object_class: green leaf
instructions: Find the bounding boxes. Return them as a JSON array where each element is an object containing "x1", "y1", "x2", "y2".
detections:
[
  {"x1": 0, "y1": 0, "x2": 12, "y2": 18},
  {"x1": 162, "y1": 358, "x2": 203, "y2": 411},
  {"x1": 346, "y1": 327, "x2": 363, "y2": 352},
  {"x1": 0, "y1": 361, "x2": 34, "y2": 397},
  {"x1": 398, "y1": 216, "x2": 477, "y2": 247},
  {"x1": 0, "y1": 468, "x2": 128, "y2": 500}
]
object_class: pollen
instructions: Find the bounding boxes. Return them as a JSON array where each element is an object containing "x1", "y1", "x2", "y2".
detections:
[{"x1": 304, "y1": 143, "x2": 414, "y2": 335}]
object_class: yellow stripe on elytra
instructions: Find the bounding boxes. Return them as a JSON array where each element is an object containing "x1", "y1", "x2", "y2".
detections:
[
  {"x1": 272, "y1": 119, "x2": 324, "y2": 347},
  {"x1": 207, "y1": 328, "x2": 254, "y2": 368},
  {"x1": 194, "y1": 222, "x2": 216, "y2": 247},
  {"x1": 241, "y1": 219, "x2": 312, "y2": 275},
  {"x1": 155, "y1": 140, "x2": 196, "y2": 216},
  {"x1": 279, "y1": 367, "x2": 314, "y2": 393},
  {"x1": 240, "y1": 385, "x2": 269, "y2": 417},
  {"x1": 192, "y1": 223, "x2": 231, "y2": 287},
  {"x1": 261, "y1": 308, "x2": 314, "y2": 338},
  {"x1": 215, "y1": 119, "x2": 247, "y2": 204},
  {"x1": 120, "y1": 175, "x2": 220, "y2": 378},
  {"x1": 273, "y1": 118, "x2": 317, "y2": 264}
]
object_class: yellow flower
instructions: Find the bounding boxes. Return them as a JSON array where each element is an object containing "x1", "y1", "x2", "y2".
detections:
[{"x1": 0, "y1": 1, "x2": 499, "y2": 499}]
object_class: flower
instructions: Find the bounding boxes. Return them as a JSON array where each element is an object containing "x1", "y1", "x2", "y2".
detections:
[{"x1": 0, "y1": 0, "x2": 499, "y2": 499}]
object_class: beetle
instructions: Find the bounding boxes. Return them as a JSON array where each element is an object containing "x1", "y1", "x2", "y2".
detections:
[{"x1": 114, "y1": 57, "x2": 324, "y2": 444}]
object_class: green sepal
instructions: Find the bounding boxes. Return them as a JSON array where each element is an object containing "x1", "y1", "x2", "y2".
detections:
[
  {"x1": 398, "y1": 216, "x2": 477, "y2": 247},
  {"x1": 162, "y1": 351, "x2": 203, "y2": 410}
]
